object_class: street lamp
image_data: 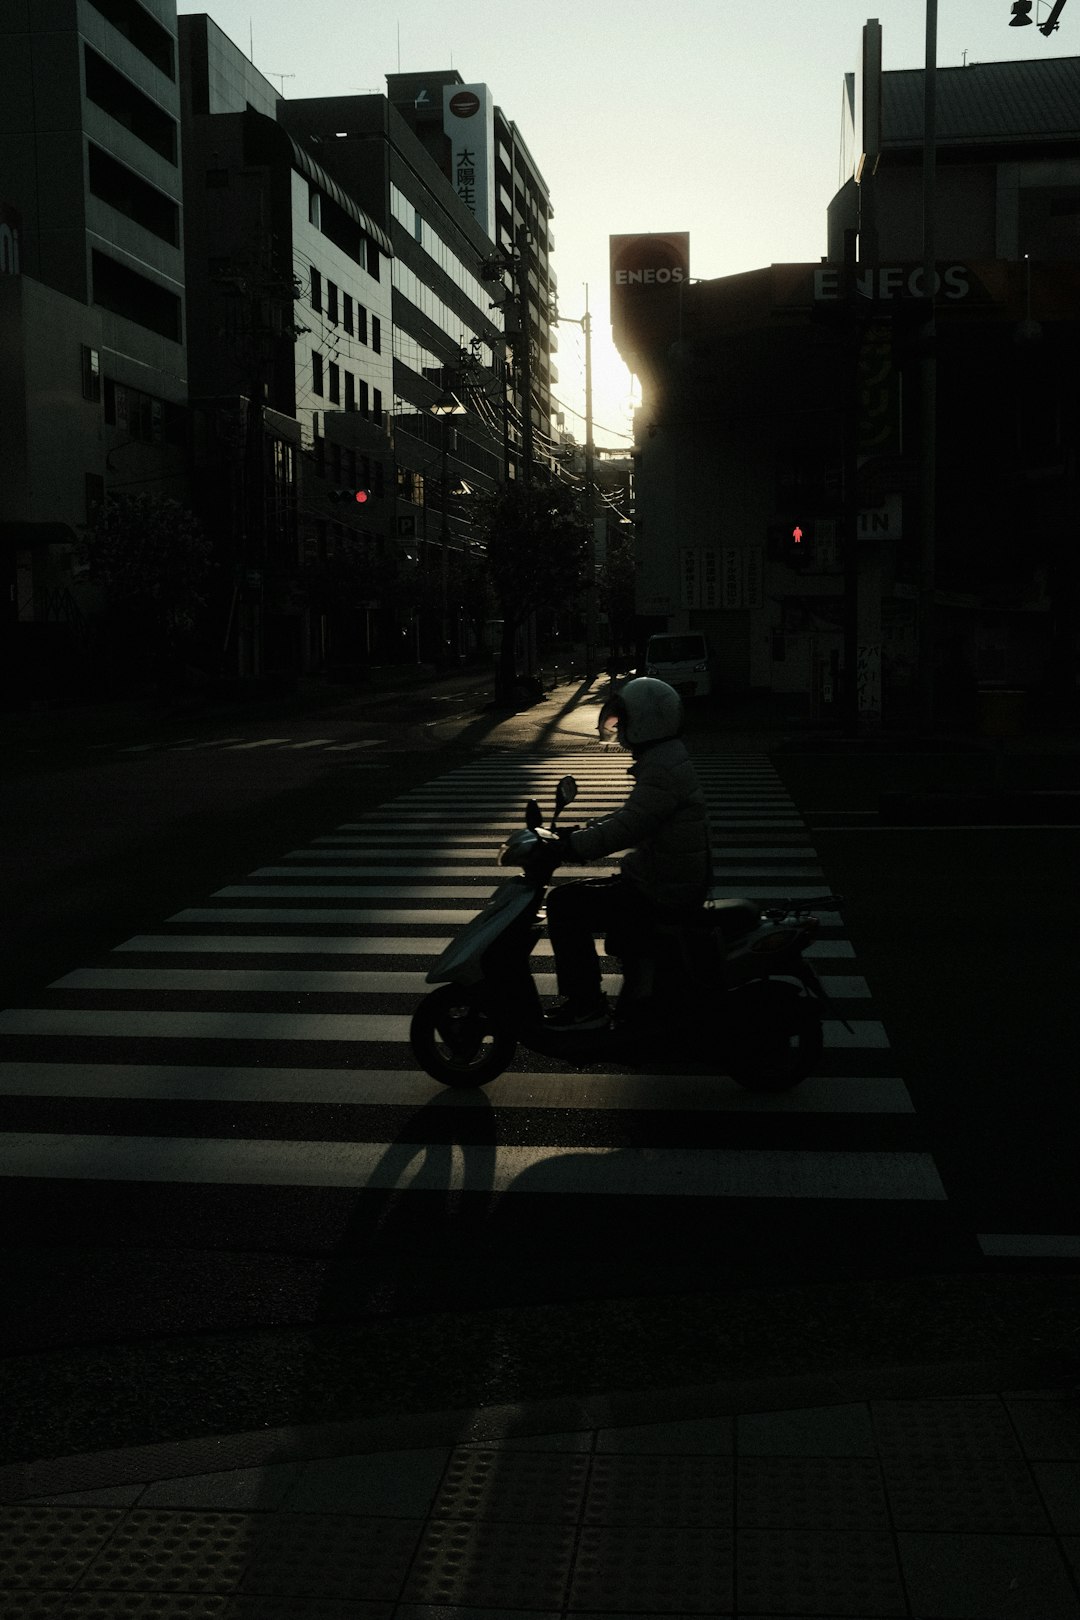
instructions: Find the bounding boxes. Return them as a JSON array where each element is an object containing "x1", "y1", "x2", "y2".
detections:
[{"x1": 430, "y1": 388, "x2": 467, "y2": 661}]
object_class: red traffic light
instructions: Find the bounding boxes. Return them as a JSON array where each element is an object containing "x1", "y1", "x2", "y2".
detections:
[{"x1": 354, "y1": 489, "x2": 369, "y2": 504}]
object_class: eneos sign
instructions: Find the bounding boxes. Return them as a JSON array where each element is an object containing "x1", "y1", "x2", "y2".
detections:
[{"x1": 610, "y1": 232, "x2": 689, "y2": 350}]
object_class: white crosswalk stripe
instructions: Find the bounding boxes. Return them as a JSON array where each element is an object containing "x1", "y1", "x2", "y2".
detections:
[{"x1": 0, "y1": 749, "x2": 954, "y2": 1245}]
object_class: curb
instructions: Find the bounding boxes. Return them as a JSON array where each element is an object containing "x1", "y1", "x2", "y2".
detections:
[{"x1": 3, "y1": 1350, "x2": 1077, "y2": 1501}]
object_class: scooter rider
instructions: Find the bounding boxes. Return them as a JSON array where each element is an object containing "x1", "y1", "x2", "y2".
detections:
[{"x1": 544, "y1": 676, "x2": 710, "y2": 1029}]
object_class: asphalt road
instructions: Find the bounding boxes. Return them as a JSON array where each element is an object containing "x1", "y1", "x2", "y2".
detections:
[{"x1": 1, "y1": 680, "x2": 1078, "y2": 1463}]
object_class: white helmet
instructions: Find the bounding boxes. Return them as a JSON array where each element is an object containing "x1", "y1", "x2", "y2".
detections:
[{"x1": 598, "y1": 677, "x2": 684, "y2": 750}]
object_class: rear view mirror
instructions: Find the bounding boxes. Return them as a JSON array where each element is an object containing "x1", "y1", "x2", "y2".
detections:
[
  {"x1": 555, "y1": 776, "x2": 578, "y2": 814},
  {"x1": 524, "y1": 799, "x2": 543, "y2": 829}
]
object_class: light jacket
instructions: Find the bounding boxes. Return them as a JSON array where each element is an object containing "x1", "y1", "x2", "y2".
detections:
[{"x1": 569, "y1": 736, "x2": 710, "y2": 912}]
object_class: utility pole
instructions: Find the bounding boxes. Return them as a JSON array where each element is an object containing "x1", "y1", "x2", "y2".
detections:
[
  {"x1": 515, "y1": 224, "x2": 534, "y2": 483},
  {"x1": 552, "y1": 292, "x2": 598, "y2": 676},
  {"x1": 919, "y1": 0, "x2": 938, "y2": 730}
]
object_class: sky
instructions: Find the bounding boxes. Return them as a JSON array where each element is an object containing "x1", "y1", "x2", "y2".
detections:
[{"x1": 177, "y1": 0, "x2": 1076, "y2": 445}]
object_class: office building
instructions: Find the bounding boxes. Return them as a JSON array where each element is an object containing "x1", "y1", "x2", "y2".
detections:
[
  {"x1": 1, "y1": 0, "x2": 186, "y2": 689},
  {"x1": 180, "y1": 13, "x2": 397, "y2": 678},
  {"x1": 278, "y1": 85, "x2": 509, "y2": 661},
  {"x1": 385, "y1": 70, "x2": 558, "y2": 478}
]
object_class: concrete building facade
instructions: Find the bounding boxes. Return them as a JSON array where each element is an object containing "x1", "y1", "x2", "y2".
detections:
[{"x1": 1, "y1": 0, "x2": 187, "y2": 688}]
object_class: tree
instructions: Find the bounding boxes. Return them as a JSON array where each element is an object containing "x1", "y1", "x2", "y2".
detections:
[
  {"x1": 471, "y1": 478, "x2": 588, "y2": 699},
  {"x1": 81, "y1": 493, "x2": 213, "y2": 692}
]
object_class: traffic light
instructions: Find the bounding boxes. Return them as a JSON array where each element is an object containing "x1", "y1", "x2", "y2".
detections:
[
  {"x1": 768, "y1": 518, "x2": 813, "y2": 567},
  {"x1": 328, "y1": 489, "x2": 371, "y2": 504},
  {"x1": 1008, "y1": 1, "x2": 1033, "y2": 24}
]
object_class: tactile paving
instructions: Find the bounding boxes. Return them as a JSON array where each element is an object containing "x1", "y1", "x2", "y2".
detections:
[
  {"x1": 870, "y1": 1397, "x2": 1023, "y2": 1456},
  {"x1": 431, "y1": 1447, "x2": 588, "y2": 1523},
  {"x1": 0, "y1": 1505, "x2": 125, "y2": 1591},
  {"x1": 568, "y1": 1524, "x2": 734, "y2": 1612},
  {"x1": 737, "y1": 1528, "x2": 905, "y2": 1617},
  {"x1": 225, "y1": 1598, "x2": 393, "y2": 1618},
  {"x1": 737, "y1": 1456, "x2": 888, "y2": 1529},
  {"x1": 400, "y1": 1516, "x2": 576, "y2": 1609},
  {"x1": 883, "y1": 1453, "x2": 1051, "y2": 1531},
  {"x1": 0, "y1": 1595, "x2": 66, "y2": 1619},
  {"x1": 79, "y1": 1511, "x2": 260, "y2": 1595},
  {"x1": 584, "y1": 1454, "x2": 733, "y2": 1527},
  {"x1": 56, "y1": 1594, "x2": 230, "y2": 1615},
  {"x1": 239, "y1": 1514, "x2": 419, "y2": 1601}
]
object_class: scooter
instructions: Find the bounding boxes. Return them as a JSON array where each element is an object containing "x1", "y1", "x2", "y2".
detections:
[{"x1": 409, "y1": 775, "x2": 846, "y2": 1091}]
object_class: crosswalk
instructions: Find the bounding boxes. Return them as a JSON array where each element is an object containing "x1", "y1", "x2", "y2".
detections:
[
  {"x1": 0, "y1": 750, "x2": 972, "y2": 1294},
  {"x1": 19, "y1": 735, "x2": 391, "y2": 761}
]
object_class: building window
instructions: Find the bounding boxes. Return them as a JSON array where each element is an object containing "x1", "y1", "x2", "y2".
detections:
[
  {"x1": 366, "y1": 239, "x2": 380, "y2": 280},
  {"x1": 358, "y1": 379, "x2": 369, "y2": 417},
  {"x1": 328, "y1": 362, "x2": 340, "y2": 404},
  {"x1": 357, "y1": 304, "x2": 368, "y2": 345},
  {"x1": 343, "y1": 293, "x2": 353, "y2": 334},
  {"x1": 80, "y1": 345, "x2": 101, "y2": 402},
  {"x1": 308, "y1": 188, "x2": 321, "y2": 229},
  {"x1": 85, "y1": 0, "x2": 175, "y2": 78},
  {"x1": 310, "y1": 266, "x2": 322, "y2": 312},
  {"x1": 312, "y1": 351, "x2": 324, "y2": 395},
  {"x1": 91, "y1": 249, "x2": 181, "y2": 341},
  {"x1": 373, "y1": 388, "x2": 383, "y2": 423},
  {"x1": 344, "y1": 371, "x2": 355, "y2": 411},
  {"x1": 371, "y1": 316, "x2": 381, "y2": 354},
  {"x1": 326, "y1": 280, "x2": 338, "y2": 324}
]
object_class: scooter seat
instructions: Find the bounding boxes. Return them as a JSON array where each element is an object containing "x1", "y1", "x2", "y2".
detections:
[{"x1": 704, "y1": 897, "x2": 761, "y2": 942}]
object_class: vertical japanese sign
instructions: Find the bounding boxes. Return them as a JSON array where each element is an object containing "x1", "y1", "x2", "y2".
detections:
[
  {"x1": 680, "y1": 548, "x2": 700, "y2": 610},
  {"x1": 681, "y1": 546, "x2": 764, "y2": 609},
  {"x1": 443, "y1": 84, "x2": 495, "y2": 240},
  {"x1": 701, "y1": 548, "x2": 719, "y2": 609},
  {"x1": 722, "y1": 548, "x2": 743, "y2": 610}
]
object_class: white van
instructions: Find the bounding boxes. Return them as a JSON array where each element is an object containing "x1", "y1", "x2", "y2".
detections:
[{"x1": 644, "y1": 632, "x2": 715, "y2": 698}]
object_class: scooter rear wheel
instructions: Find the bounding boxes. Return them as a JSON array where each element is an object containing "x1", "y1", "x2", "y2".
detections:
[
  {"x1": 726, "y1": 981, "x2": 823, "y2": 1092},
  {"x1": 410, "y1": 985, "x2": 516, "y2": 1087}
]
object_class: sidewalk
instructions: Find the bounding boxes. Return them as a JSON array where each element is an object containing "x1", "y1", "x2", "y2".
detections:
[{"x1": 2, "y1": 1356, "x2": 1079, "y2": 1615}]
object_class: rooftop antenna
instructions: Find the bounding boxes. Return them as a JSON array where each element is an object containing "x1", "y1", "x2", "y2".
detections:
[
  {"x1": 249, "y1": 18, "x2": 253, "y2": 60},
  {"x1": 397, "y1": 22, "x2": 401, "y2": 71},
  {"x1": 268, "y1": 72, "x2": 295, "y2": 95}
]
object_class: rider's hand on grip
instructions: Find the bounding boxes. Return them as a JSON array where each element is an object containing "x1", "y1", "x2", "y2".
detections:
[{"x1": 555, "y1": 827, "x2": 584, "y2": 863}]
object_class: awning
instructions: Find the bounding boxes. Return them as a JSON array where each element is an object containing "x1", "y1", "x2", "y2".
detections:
[{"x1": 244, "y1": 111, "x2": 394, "y2": 260}]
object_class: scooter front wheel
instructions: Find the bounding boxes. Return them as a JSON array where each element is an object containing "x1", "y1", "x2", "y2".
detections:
[{"x1": 410, "y1": 985, "x2": 517, "y2": 1087}]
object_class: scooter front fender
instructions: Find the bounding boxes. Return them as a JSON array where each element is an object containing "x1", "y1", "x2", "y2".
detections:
[{"x1": 426, "y1": 876, "x2": 540, "y2": 984}]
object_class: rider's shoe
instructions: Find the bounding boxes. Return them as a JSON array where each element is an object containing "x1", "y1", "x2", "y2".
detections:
[{"x1": 544, "y1": 995, "x2": 610, "y2": 1031}]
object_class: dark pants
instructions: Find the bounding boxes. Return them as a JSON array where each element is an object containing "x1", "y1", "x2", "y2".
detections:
[{"x1": 545, "y1": 874, "x2": 648, "y2": 1004}]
